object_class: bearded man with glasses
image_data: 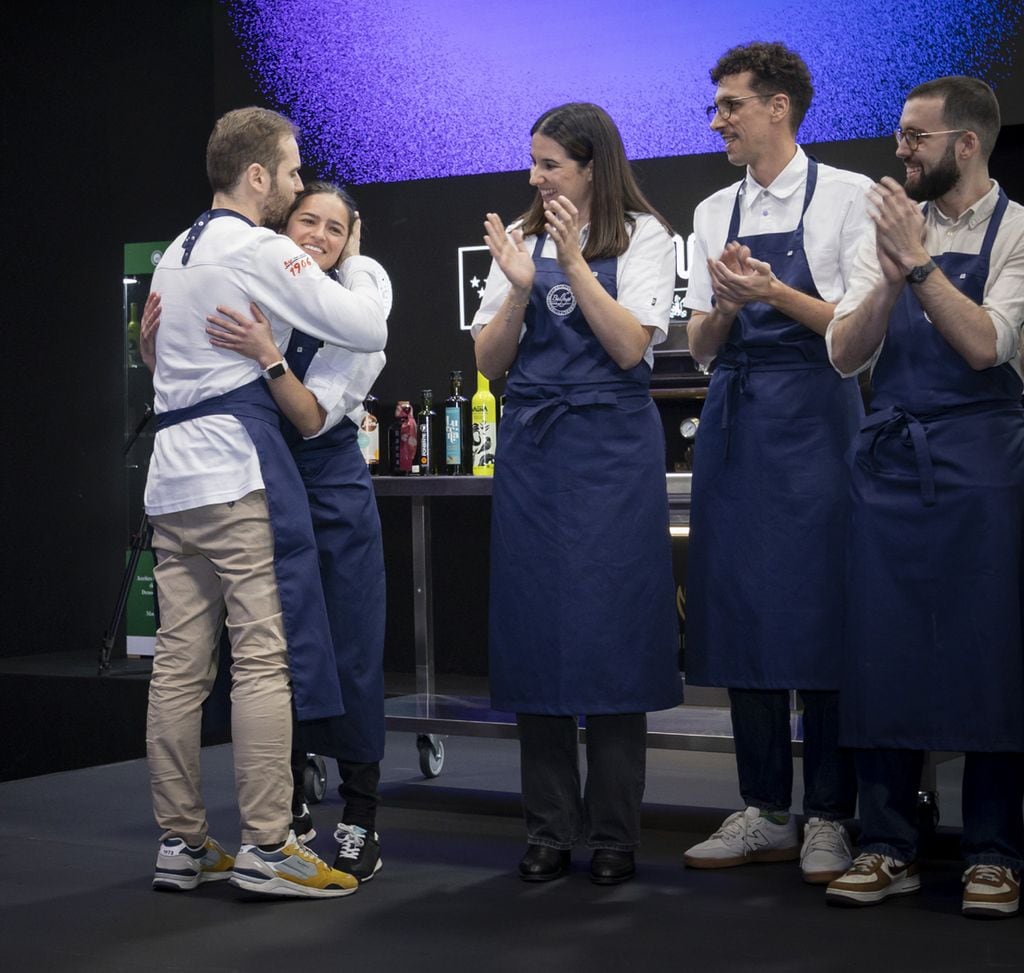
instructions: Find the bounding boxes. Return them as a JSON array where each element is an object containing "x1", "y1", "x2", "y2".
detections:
[
  {"x1": 682, "y1": 41, "x2": 872, "y2": 884},
  {"x1": 825, "y1": 76, "x2": 1024, "y2": 918}
]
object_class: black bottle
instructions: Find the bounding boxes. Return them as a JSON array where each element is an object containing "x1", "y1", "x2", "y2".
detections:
[{"x1": 415, "y1": 389, "x2": 439, "y2": 475}]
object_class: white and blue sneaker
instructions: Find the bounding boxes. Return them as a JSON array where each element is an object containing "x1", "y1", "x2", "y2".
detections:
[
  {"x1": 230, "y1": 831, "x2": 358, "y2": 898},
  {"x1": 152, "y1": 836, "x2": 234, "y2": 891}
]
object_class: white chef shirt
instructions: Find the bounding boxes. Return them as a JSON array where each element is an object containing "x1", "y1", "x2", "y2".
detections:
[
  {"x1": 302, "y1": 256, "x2": 392, "y2": 435},
  {"x1": 470, "y1": 212, "x2": 676, "y2": 367},
  {"x1": 684, "y1": 146, "x2": 872, "y2": 319},
  {"x1": 145, "y1": 216, "x2": 386, "y2": 515},
  {"x1": 827, "y1": 180, "x2": 1024, "y2": 378}
]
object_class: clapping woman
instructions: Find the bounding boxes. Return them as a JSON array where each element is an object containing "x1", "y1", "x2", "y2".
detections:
[{"x1": 472, "y1": 103, "x2": 681, "y2": 885}]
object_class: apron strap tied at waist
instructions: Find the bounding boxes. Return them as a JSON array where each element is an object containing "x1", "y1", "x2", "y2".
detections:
[
  {"x1": 511, "y1": 390, "x2": 645, "y2": 445},
  {"x1": 714, "y1": 352, "x2": 831, "y2": 460},
  {"x1": 863, "y1": 407, "x2": 936, "y2": 507}
]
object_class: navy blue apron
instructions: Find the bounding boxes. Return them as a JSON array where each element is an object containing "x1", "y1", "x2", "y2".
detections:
[
  {"x1": 156, "y1": 379, "x2": 344, "y2": 721},
  {"x1": 488, "y1": 231, "x2": 681, "y2": 715},
  {"x1": 840, "y1": 189, "x2": 1024, "y2": 750},
  {"x1": 283, "y1": 332, "x2": 387, "y2": 762},
  {"x1": 153, "y1": 210, "x2": 343, "y2": 721},
  {"x1": 687, "y1": 159, "x2": 864, "y2": 689}
]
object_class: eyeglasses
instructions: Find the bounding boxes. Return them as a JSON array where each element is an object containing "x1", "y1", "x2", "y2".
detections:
[
  {"x1": 893, "y1": 128, "x2": 968, "y2": 151},
  {"x1": 704, "y1": 94, "x2": 775, "y2": 122}
]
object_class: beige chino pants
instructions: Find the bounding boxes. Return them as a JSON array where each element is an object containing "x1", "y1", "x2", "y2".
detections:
[{"x1": 146, "y1": 489, "x2": 292, "y2": 846}]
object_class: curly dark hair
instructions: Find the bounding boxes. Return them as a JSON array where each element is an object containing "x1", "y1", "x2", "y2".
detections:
[{"x1": 710, "y1": 41, "x2": 813, "y2": 133}]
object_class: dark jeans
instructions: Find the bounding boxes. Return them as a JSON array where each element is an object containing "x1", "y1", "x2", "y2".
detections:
[
  {"x1": 855, "y1": 749, "x2": 1024, "y2": 868},
  {"x1": 729, "y1": 688, "x2": 856, "y2": 820},
  {"x1": 517, "y1": 712, "x2": 647, "y2": 851}
]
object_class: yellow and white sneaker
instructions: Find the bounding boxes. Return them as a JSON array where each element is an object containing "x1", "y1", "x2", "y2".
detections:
[
  {"x1": 230, "y1": 831, "x2": 358, "y2": 898},
  {"x1": 153, "y1": 836, "x2": 234, "y2": 891}
]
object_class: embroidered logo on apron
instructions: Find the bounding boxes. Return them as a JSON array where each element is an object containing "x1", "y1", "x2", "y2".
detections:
[{"x1": 546, "y1": 283, "x2": 576, "y2": 316}]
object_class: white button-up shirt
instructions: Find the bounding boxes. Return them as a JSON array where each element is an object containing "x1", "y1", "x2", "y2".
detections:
[{"x1": 684, "y1": 146, "x2": 873, "y2": 317}]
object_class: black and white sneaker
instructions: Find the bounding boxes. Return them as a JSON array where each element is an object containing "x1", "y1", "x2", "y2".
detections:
[
  {"x1": 292, "y1": 802, "x2": 316, "y2": 843},
  {"x1": 333, "y1": 823, "x2": 382, "y2": 881}
]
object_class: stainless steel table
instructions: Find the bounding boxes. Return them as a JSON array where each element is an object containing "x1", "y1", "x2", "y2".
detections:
[{"x1": 373, "y1": 473, "x2": 805, "y2": 777}]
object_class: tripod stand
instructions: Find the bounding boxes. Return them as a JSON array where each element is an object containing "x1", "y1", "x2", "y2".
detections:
[{"x1": 99, "y1": 404, "x2": 154, "y2": 675}]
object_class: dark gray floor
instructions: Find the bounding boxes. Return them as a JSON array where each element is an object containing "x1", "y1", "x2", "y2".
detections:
[{"x1": 1, "y1": 734, "x2": 1020, "y2": 973}]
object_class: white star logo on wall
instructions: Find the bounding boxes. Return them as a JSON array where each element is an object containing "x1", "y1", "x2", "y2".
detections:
[{"x1": 458, "y1": 246, "x2": 492, "y2": 330}]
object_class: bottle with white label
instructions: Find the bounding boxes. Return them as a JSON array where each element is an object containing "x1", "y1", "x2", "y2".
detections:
[{"x1": 359, "y1": 393, "x2": 380, "y2": 473}]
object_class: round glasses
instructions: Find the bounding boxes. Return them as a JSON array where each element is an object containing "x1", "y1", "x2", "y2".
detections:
[
  {"x1": 704, "y1": 93, "x2": 776, "y2": 122},
  {"x1": 893, "y1": 128, "x2": 967, "y2": 151}
]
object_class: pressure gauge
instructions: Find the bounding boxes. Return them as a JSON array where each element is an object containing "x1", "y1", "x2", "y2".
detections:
[{"x1": 680, "y1": 417, "x2": 700, "y2": 441}]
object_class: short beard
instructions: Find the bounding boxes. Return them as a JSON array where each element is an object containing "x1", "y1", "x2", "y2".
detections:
[
  {"x1": 262, "y1": 175, "x2": 295, "y2": 228},
  {"x1": 906, "y1": 141, "x2": 960, "y2": 202}
]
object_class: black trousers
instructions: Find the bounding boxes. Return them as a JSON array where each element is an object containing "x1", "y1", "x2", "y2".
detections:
[
  {"x1": 517, "y1": 712, "x2": 646, "y2": 851},
  {"x1": 291, "y1": 753, "x2": 380, "y2": 832},
  {"x1": 337, "y1": 759, "x2": 381, "y2": 832}
]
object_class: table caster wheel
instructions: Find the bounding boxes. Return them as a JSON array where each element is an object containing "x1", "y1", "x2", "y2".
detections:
[
  {"x1": 303, "y1": 754, "x2": 327, "y2": 804},
  {"x1": 417, "y1": 734, "x2": 445, "y2": 778}
]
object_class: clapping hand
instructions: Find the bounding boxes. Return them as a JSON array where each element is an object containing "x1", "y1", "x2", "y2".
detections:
[
  {"x1": 543, "y1": 195, "x2": 585, "y2": 270},
  {"x1": 483, "y1": 212, "x2": 535, "y2": 292}
]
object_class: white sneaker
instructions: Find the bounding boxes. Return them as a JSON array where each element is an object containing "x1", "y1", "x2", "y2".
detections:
[
  {"x1": 826, "y1": 853, "x2": 920, "y2": 906},
  {"x1": 152, "y1": 836, "x2": 234, "y2": 891},
  {"x1": 684, "y1": 807, "x2": 799, "y2": 869},
  {"x1": 800, "y1": 818, "x2": 853, "y2": 884},
  {"x1": 962, "y1": 864, "x2": 1021, "y2": 918}
]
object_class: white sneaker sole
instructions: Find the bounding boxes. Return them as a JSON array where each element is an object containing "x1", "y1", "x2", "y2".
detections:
[
  {"x1": 355, "y1": 857, "x2": 383, "y2": 883},
  {"x1": 962, "y1": 897, "x2": 1020, "y2": 918},
  {"x1": 152, "y1": 869, "x2": 232, "y2": 892},
  {"x1": 826, "y1": 872, "x2": 921, "y2": 906},
  {"x1": 685, "y1": 846, "x2": 799, "y2": 869},
  {"x1": 229, "y1": 872, "x2": 358, "y2": 898}
]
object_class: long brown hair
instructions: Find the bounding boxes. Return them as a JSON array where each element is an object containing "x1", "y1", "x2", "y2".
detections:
[{"x1": 520, "y1": 102, "x2": 672, "y2": 260}]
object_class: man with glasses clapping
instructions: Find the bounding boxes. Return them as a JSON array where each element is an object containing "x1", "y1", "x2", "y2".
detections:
[
  {"x1": 826, "y1": 76, "x2": 1024, "y2": 919},
  {"x1": 682, "y1": 41, "x2": 872, "y2": 886}
]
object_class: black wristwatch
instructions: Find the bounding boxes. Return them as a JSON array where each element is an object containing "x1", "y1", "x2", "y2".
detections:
[
  {"x1": 262, "y1": 359, "x2": 288, "y2": 380},
  {"x1": 905, "y1": 259, "x2": 937, "y2": 285}
]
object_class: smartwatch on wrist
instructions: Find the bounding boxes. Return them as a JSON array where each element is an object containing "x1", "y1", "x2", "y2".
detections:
[
  {"x1": 905, "y1": 259, "x2": 937, "y2": 285},
  {"x1": 262, "y1": 359, "x2": 288, "y2": 381}
]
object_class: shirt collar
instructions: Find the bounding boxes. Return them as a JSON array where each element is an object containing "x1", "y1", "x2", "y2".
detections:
[
  {"x1": 928, "y1": 179, "x2": 999, "y2": 231},
  {"x1": 742, "y1": 146, "x2": 807, "y2": 211}
]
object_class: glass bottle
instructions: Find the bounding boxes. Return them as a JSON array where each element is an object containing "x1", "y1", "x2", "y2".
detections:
[
  {"x1": 415, "y1": 389, "x2": 438, "y2": 475},
  {"x1": 471, "y1": 371, "x2": 497, "y2": 476},
  {"x1": 388, "y1": 400, "x2": 416, "y2": 475},
  {"x1": 359, "y1": 393, "x2": 380, "y2": 473},
  {"x1": 444, "y1": 370, "x2": 471, "y2": 475}
]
